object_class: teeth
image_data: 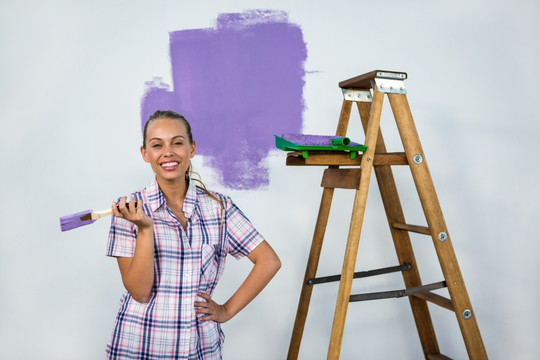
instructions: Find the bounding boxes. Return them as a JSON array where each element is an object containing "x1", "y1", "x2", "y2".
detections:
[{"x1": 161, "y1": 162, "x2": 179, "y2": 167}]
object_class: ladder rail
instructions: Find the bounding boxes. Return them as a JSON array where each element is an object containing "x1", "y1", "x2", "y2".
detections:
[
  {"x1": 327, "y1": 86, "x2": 384, "y2": 360},
  {"x1": 388, "y1": 92, "x2": 487, "y2": 359},
  {"x1": 287, "y1": 100, "x2": 353, "y2": 360},
  {"x1": 356, "y1": 99, "x2": 442, "y2": 357},
  {"x1": 287, "y1": 187, "x2": 334, "y2": 360}
]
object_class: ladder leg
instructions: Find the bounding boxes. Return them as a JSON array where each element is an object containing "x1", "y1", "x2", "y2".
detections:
[
  {"x1": 356, "y1": 100, "x2": 440, "y2": 357},
  {"x1": 327, "y1": 88, "x2": 384, "y2": 360},
  {"x1": 287, "y1": 187, "x2": 334, "y2": 360},
  {"x1": 288, "y1": 100, "x2": 353, "y2": 360},
  {"x1": 388, "y1": 93, "x2": 488, "y2": 359}
]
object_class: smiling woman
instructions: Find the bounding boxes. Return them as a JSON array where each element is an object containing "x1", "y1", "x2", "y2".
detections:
[
  {"x1": 141, "y1": 111, "x2": 196, "y2": 186},
  {"x1": 105, "y1": 110, "x2": 281, "y2": 360}
]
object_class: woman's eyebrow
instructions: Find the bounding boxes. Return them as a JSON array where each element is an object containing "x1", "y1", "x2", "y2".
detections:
[{"x1": 148, "y1": 135, "x2": 186, "y2": 142}]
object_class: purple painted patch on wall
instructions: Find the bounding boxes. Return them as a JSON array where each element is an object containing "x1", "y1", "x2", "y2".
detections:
[{"x1": 141, "y1": 10, "x2": 307, "y2": 189}]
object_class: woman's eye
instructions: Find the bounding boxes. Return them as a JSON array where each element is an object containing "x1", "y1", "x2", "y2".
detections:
[
  {"x1": 174, "y1": 142, "x2": 183, "y2": 146},
  {"x1": 152, "y1": 144, "x2": 162, "y2": 148}
]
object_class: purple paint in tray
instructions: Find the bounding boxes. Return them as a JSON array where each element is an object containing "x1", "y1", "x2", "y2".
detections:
[
  {"x1": 141, "y1": 10, "x2": 307, "y2": 189},
  {"x1": 281, "y1": 134, "x2": 362, "y2": 146}
]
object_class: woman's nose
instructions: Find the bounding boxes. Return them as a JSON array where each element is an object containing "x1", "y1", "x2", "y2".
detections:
[{"x1": 163, "y1": 144, "x2": 174, "y2": 155}]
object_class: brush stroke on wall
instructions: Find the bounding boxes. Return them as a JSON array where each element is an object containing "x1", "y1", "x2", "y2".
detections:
[{"x1": 141, "y1": 10, "x2": 307, "y2": 189}]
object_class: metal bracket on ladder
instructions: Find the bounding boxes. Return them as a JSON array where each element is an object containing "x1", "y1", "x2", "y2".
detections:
[
  {"x1": 342, "y1": 88, "x2": 372, "y2": 102},
  {"x1": 373, "y1": 70, "x2": 407, "y2": 94}
]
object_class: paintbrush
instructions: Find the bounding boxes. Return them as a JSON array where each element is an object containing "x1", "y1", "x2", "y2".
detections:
[
  {"x1": 60, "y1": 201, "x2": 139, "y2": 232},
  {"x1": 59, "y1": 208, "x2": 113, "y2": 232}
]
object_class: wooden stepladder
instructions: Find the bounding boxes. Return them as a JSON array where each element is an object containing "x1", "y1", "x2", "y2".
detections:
[{"x1": 286, "y1": 70, "x2": 487, "y2": 360}]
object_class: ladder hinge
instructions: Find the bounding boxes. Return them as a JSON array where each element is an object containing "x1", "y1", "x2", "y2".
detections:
[{"x1": 342, "y1": 88, "x2": 372, "y2": 102}]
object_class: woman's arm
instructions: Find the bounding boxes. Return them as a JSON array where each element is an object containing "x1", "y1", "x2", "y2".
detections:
[
  {"x1": 113, "y1": 197, "x2": 155, "y2": 303},
  {"x1": 195, "y1": 240, "x2": 281, "y2": 323}
]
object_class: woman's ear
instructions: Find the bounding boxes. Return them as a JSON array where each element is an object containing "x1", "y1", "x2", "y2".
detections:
[
  {"x1": 190, "y1": 141, "x2": 197, "y2": 159},
  {"x1": 140, "y1": 146, "x2": 150, "y2": 163}
]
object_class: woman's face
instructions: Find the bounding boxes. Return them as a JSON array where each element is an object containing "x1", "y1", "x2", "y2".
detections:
[{"x1": 140, "y1": 117, "x2": 196, "y2": 183}]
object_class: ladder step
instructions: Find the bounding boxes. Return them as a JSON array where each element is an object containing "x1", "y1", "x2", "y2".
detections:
[
  {"x1": 321, "y1": 168, "x2": 360, "y2": 189},
  {"x1": 427, "y1": 353, "x2": 453, "y2": 360},
  {"x1": 307, "y1": 264, "x2": 411, "y2": 286},
  {"x1": 286, "y1": 151, "x2": 408, "y2": 167},
  {"x1": 349, "y1": 281, "x2": 446, "y2": 302},
  {"x1": 392, "y1": 222, "x2": 430, "y2": 235},
  {"x1": 338, "y1": 70, "x2": 408, "y2": 90},
  {"x1": 412, "y1": 291, "x2": 454, "y2": 311}
]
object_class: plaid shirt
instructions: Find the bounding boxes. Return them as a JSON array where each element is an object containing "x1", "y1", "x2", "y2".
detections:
[{"x1": 105, "y1": 177, "x2": 264, "y2": 359}]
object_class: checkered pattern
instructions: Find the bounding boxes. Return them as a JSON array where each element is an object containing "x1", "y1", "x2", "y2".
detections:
[{"x1": 105, "y1": 178, "x2": 264, "y2": 359}]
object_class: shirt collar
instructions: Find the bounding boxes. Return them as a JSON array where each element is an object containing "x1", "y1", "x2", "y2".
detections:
[
  {"x1": 182, "y1": 176, "x2": 198, "y2": 218},
  {"x1": 145, "y1": 176, "x2": 198, "y2": 218},
  {"x1": 145, "y1": 178, "x2": 165, "y2": 212}
]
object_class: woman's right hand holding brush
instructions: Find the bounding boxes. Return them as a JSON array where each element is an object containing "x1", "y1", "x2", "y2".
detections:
[{"x1": 112, "y1": 197, "x2": 153, "y2": 230}]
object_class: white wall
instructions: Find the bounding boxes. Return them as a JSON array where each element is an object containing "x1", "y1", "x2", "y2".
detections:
[{"x1": 1, "y1": 0, "x2": 539, "y2": 359}]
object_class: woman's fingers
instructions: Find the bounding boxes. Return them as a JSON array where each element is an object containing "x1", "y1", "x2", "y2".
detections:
[
  {"x1": 194, "y1": 293, "x2": 229, "y2": 322},
  {"x1": 113, "y1": 196, "x2": 127, "y2": 217},
  {"x1": 112, "y1": 201, "x2": 121, "y2": 217},
  {"x1": 198, "y1": 292, "x2": 212, "y2": 302},
  {"x1": 128, "y1": 197, "x2": 139, "y2": 216},
  {"x1": 195, "y1": 293, "x2": 213, "y2": 317},
  {"x1": 112, "y1": 196, "x2": 153, "y2": 229},
  {"x1": 118, "y1": 196, "x2": 128, "y2": 213},
  {"x1": 195, "y1": 293, "x2": 211, "y2": 311},
  {"x1": 113, "y1": 197, "x2": 140, "y2": 219}
]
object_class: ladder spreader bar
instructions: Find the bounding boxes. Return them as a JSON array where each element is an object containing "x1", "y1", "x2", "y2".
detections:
[
  {"x1": 413, "y1": 292, "x2": 454, "y2": 311},
  {"x1": 306, "y1": 263, "x2": 411, "y2": 286},
  {"x1": 349, "y1": 281, "x2": 447, "y2": 302},
  {"x1": 392, "y1": 222, "x2": 431, "y2": 235}
]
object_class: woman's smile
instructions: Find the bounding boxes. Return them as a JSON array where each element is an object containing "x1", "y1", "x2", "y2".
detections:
[{"x1": 160, "y1": 161, "x2": 180, "y2": 171}]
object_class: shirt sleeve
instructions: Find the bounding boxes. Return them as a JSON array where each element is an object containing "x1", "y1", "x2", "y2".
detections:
[
  {"x1": 106, "y1": 215, "x2": 138, "y2": 258},
  {"x1": 224, "y1": 197, "x2": 265, "y2": 259}
]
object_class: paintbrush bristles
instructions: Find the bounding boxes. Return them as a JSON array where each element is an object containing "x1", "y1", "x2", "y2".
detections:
[
  {"x1": 59, "y1": 207, "x2": 115, "y2": 231},
  {"x1": 59, "y1": 209, "x2": 95, "y2": 232}
]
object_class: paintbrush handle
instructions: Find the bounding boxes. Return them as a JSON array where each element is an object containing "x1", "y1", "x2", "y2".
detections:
[
  {"x1": 91, "y1": 208, "x2": 114, "y2": 220},
  {"x1": 91, "y1": 200, "x2": 140, "y2": 220}
]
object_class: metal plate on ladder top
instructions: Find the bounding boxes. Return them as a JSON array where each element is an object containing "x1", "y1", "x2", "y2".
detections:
[
  {"x1": 373, "y1": 77, "x2": 407, "y2": 94},
  {"x1": 342, "y1": 88, "x2": 372, "y2": 102},
  {"x1": 375, "y1": 71, "x2": 407, "y2": 80}
]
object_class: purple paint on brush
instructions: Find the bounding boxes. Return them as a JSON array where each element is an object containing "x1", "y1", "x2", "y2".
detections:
[
  {"x1": 59, "y1": 209, "x2": 95, "y2": 232},
  {"x1": 141, "y1": 10, "x2": 307, "y2": 189}
]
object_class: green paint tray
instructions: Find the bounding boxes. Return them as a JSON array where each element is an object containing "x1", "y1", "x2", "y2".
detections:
[{"x1": 274, "y1": 134, "x2": 367, "y2": 159}]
